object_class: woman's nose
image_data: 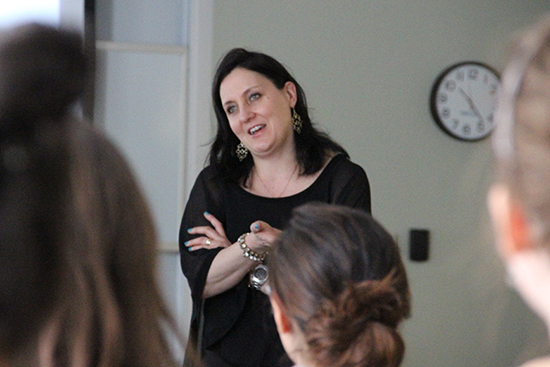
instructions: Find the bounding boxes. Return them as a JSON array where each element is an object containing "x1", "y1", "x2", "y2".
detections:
[{"x1": 239, "y1": 105, "x2": 254, "y2": 123}]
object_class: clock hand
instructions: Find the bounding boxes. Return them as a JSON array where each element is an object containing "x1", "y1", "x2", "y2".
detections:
[
  {"x1": 459, "y1": 87, "x2": 484, "y2": 122},
  {"x1": 471, "y1": 101, "x2": 485, "y2": 123},
  {"x1": 467, "y1": 80, "x2": 485, "y2": 122}
]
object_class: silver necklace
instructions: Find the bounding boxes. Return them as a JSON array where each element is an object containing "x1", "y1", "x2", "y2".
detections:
[{"x1": 255, "y1": 164, "x2": 298, "y2": 198}]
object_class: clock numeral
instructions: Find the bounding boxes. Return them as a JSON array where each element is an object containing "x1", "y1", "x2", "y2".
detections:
[
  {"x1": 477, "y1": 122, "x2": 485, "y2": 132},
  {"x1": 445, "y1": 80, "x2": 456, "y2": 92},
  {"x1": 431, "y1": 63, "x2": 499, "y2": 141}
]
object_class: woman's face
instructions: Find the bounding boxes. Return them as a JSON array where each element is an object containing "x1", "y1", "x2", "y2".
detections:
[{"x1": 219, "y1": 68, "x2": 297, "y2": 160}]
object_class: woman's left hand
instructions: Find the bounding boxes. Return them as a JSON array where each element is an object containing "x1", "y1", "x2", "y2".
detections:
[
  {"x1": 247, "y1": 220, "x2": 282, "y2": 253},
  {"x1": 185, "y1": 212, "x2": 231, "y2": 251}
]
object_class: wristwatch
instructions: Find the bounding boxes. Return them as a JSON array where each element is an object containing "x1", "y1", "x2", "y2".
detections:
[{"x1": 249, "y1": 264, "x2": 268, "y2": 290}]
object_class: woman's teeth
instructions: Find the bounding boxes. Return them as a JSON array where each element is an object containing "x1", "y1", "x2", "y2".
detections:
[{"x1": 249, "y1": 125, "x2": 264, "y2": 135}]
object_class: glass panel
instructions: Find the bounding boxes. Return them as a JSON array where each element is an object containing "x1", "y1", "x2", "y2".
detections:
[
  {"x1": 157, "y1": 251, "x2": 191, "y2": 363},
  {"x1": 94, "y1": 49, "x2": 186, "y2": 245},
  {"x1": 59, "y1": 0, "x2": 84, "y2": 31},
  {"x1": 96, "y1": 0, "x2": 188, "y2": 45}
]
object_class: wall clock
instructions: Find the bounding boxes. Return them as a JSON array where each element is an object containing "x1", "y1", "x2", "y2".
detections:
[{"x1": 429, "y1": 61, "x2": 500, "y2": 142}]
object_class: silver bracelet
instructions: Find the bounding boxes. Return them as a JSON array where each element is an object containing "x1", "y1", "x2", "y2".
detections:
[{"x1": 238, "y1": 233, "x2": 268, "y2": 262}]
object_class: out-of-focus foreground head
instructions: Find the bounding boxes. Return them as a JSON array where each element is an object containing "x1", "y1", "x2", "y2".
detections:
[
  {"x1": 268, "y1": 203, "x2": 410, "y2": 367},
  {"x1": 0, "y1": 23, "x2": 180, "y2": 367},
  {"x1": 0, "y1": 23, "x2": 85, "y2": 365},
  {"x1": 489, "y1": 14, "x2": 550, "y2": 348},
  {"x1": 491, "y1": 14, "x2": 550, "y2": 252}
]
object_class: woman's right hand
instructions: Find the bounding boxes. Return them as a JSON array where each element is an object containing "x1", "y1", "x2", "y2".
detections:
[
  {"x1": 185, "y1": 212, "x2": 231, "y2": 251},
  {"x1": 202, "y1": 220, "x2": 281, "y2": 298}
]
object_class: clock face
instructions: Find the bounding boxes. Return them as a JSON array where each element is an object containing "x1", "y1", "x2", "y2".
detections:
[{"x1": 430, "y1": 62, "x2": 500, "y2": 141}]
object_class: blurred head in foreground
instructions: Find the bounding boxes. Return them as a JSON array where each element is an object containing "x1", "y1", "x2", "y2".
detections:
[
  {"x1": 489, "y1": 14, "x2": 550, "y2": 367},
  {"x1": 268, "y1": 203, "x2": 410, "y2": 367},
  {"x1": 0, "y1": 23, "x2": 180, "y2": 367}
]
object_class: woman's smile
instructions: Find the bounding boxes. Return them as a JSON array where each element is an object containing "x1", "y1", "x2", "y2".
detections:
[
  {"x1": 219, "y1": 67, "x2": 297, "y2": 157},
  {"x1": 249, "y1": 124, "x2": 265, "y2": 135}
]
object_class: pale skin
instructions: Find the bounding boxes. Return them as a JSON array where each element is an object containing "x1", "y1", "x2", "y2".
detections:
[
  {"x1": 185, "y1": 68, "x2": 324, "y2": 299},
  {"x1": 270, "y1": 293, "x2": 313, "y2": 367},
  {"x1": 487, "y1": 184, "x2": 532, "y2": 261},
  {"x1": 488, "y1": 183, "x2": 550, "y2": 341}
]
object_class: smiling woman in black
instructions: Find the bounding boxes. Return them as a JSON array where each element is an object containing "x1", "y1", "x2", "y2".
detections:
[{"x1": 179, "y1": 48, "x2": 371, "y2": 367}]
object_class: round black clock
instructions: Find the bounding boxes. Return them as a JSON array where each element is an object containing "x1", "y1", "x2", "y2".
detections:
[{"x1": 430, "y1": 61, "x2": 500, "y2": 142}]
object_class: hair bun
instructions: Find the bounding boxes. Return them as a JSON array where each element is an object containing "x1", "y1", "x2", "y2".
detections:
[
  {"x1": 0, "y1": 24, "x2": 86, "y2": 129},
  {"x1": 345, "y1": 276, "x2": 407, "y2": 328},
  {"x1": 306, "y1": 273, "x2": 408, "y2": 367},
  {"x1": 315, "y1": 273, "x2": 407, "y2": 336}
]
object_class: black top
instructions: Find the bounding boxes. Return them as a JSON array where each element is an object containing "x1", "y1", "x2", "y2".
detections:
[{"x1": 179, "y1": 154, "x2": 371, "y2": 367}]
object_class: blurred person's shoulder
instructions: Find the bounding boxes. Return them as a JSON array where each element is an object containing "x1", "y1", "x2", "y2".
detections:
[{"x1": 521, "y1": 357, "x2": 550, "y2": 367}]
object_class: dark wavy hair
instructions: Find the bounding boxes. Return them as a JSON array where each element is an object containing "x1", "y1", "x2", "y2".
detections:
[
  {"x1": 0, "y1": 24, "x2": 182, "y2": 367},
  {"x1": 269, "y1": 203, "x2": 410, "y2": 367},
  {"x1": 210, "y1": 48, "x2": 348, "y2": 184}
]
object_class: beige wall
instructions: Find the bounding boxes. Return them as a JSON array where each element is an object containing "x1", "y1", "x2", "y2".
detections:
[{"x1": 211, "y1": 1, "x2": 550, "y2": 366}]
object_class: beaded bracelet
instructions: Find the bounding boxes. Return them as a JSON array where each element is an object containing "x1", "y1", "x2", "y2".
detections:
[{"x1": 238, "y1": 233, "x2": 268, "y2": 262}]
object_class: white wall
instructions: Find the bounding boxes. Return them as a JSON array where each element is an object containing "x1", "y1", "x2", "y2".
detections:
[
  {"x1": 210, "y1": 1, "x2": 550, "y2": 366},
  {"x1": 0, "y1": 1, "x2": 59, "y2": 27}
]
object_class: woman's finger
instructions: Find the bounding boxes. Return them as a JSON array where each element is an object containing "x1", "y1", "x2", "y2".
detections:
[
  {"x1": 204, "y1": 212, "x2": 227, "y2": 237},
  {"x1": 188, "y1": 225, "x2": 221, "y2": 239},
  {"x1": 185, "y1": 236, "x2": 220, "y2": 251},
  {"x1": 248, "y1": 221, "x2": 282, "y2": 250},
  {"x1": 187, "y1": 226, "x2": 231, "y2": 248},
  {"x1": 250, "y1": 220, "x2": 269, "y2": 234}
]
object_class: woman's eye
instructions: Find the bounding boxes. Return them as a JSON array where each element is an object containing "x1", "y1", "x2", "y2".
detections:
[
  {"x1": 226, "y1": 105, "x2": 236, "y2": 114},
  {"x1": 249, "y1": 93, "x2": 260, "y2": 101}
]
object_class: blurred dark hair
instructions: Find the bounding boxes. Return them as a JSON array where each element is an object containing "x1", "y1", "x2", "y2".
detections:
[
  {"x1": 0, "y1": 23, "x2": 87, "y2": 126},
  {"x1": 0, "y1": 24, "x2": 182, "y2": 367},
  {"x1": 269, "y1": 203, "x2": 410, "y2": 367},
  {"x1": 209, "y1": 48, "x2": 348, "y2": 184}
]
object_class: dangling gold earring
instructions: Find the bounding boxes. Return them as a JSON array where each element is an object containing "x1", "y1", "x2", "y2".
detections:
[
  {"x1": 292, "y1": 108, "x2": 302, "y2": 134},
  {"x1": 236, "y1": 142, "x2": 249, "y2": 161}
]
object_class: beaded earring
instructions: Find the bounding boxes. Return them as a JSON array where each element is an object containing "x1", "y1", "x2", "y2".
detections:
[
  {"x1": 236, "y1": 142, "x2": 249, "y2": 161},
  {"x1": 292, "y1": 108, "x2": 302, "y2": 134}
]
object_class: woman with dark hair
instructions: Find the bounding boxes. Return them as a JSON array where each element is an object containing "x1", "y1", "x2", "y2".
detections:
[
  {"x1": 268, "y1": 203, "x2": 410, "y2": 367},
  {"x1": 179, "y1": 48, "x2": 371, "y2": 366},
  {"x1": 0, "y1": 24, "x2": 182, "y2": 367}
]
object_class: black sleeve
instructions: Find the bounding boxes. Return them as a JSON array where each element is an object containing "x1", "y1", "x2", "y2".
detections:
[
  {"x1": 179, "y1": 168, "x2": 260, "y2": 350},
  {"x1": 179, "y1": 167, "x2": 224, "y2": 304},
  {"x1": 329, "y1": 157, "x2": 371, "y2": 213}
]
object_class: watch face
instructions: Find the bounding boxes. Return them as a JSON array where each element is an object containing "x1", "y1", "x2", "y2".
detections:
[
  {"x1": 250, "y1": 264, "x2": 268, "y2": 290},
  {"x1": 430, "y1": 62, "x2": 500, "y2": 142},
  {"x1": 252, "y1": 265, "x2": 268, "y2": 282}
]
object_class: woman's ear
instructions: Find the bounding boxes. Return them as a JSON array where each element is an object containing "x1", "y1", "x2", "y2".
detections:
[
  {"x1": 509, "y1": 199, "x2": 532, "y2": 253},
  {"x1": 270, "y1": 293, "x2": 293, "y2": 334},
  {"x1": 283, "y1": 81, "x2": 298, "y2": 109},
  {"x1": 488, "y1": 184, "x2": 534, "y2": 258}
]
